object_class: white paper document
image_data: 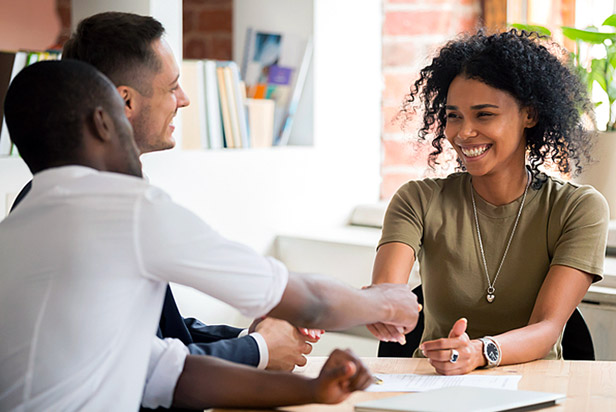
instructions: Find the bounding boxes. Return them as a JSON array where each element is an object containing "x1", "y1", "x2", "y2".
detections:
[{"x1": 366, "y1": 373, "x2": 522, "y2": 392}]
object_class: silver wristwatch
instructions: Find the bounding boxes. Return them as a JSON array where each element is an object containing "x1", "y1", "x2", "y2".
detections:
[{"x1": 479, "y1": 337, "x2": 501, "y2": 368}]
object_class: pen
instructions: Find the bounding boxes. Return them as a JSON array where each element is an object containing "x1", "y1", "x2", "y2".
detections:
[{"x1": 373, "y1": 375, "x2": 384, "y2": 385}]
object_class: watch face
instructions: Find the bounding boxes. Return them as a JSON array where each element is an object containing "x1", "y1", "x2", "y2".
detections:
[{"x1": 486, "y1": 342, "x2": 499, "y2": 362}]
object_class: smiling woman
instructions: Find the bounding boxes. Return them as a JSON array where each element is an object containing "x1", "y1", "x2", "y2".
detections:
[{"x1": 367, "y1": 29, "x2": 610, "y2": 375}]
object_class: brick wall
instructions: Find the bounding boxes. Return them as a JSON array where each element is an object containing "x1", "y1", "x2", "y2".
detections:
[
  {"x1": 380, "y1": 0, "x2": 481, "y2": 199},
  {"x1": 54, "y1": 0, "x2": 233, "y2": 59},
  {"x1": 183, "y1": 0, "x2": 232, "y2": 60}
]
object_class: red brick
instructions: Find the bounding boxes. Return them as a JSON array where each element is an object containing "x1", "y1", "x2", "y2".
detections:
[
  {"x1": 198, "y1": 8, "x2": 232, "y2": 32},
  {"x1": 184, "y1": 37, "x2": 208, "y2": 59},
  {"x1": 383, "y1": 72, "x2": 416, "y2": 105},
  {"x1": 453, "y1": 14, "x2": 480, "y2": 34},
  {"x1": 185, "y1": 0, "x2": 231, "y2": 7},
  {"x1": 207, "y1": 35, "x2": 232, "y2": 60},
  {"x1": 383, "y1": 106, "x2": 403, "y2": 134},
  {"x1": 386, "y1": 0, "x2": 457, "y2": 4},
  {"x1": 183, "y1": 10, "x2": 195, "y2": 33},
  {"x1": 381, "y1": 171, "x2": 422, "y2": 199},
  {"x1": 382, "y1": 41, "x2": 422, "y2": 67},
  {"x1": 382, "y1": 139, "x2": 431, "y2": 167},
  {"x1": 384, "y1": 10, "x2": 453, "y2": 36}
]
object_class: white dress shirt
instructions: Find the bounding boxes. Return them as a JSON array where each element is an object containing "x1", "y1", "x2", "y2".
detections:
[{"x1": 0, "y1": 166, "x2": 288, "y2": 411}]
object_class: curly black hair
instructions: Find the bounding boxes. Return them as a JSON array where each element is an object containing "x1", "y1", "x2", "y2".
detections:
[{"x1": 399, "y1": 29, "x2": 595, "y2": 188}]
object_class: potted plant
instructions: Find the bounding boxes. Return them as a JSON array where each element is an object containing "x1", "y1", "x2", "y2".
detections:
[{"x1": 512, "y1": 18, "x2": 616, "y2": 218}]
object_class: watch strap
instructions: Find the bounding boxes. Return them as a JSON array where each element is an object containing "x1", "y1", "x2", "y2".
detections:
[{"x1": 480, "y1": 336, "x2": 501, "y2": 368}]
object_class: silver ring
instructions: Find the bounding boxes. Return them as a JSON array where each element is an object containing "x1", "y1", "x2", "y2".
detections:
[{"x1": 449, "y1": 349, "x2": 459, "y2": 363}]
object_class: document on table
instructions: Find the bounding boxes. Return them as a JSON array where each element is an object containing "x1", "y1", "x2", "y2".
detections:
[{"x1": 366, "y1": 373, "x2": 522, "y2": 392}]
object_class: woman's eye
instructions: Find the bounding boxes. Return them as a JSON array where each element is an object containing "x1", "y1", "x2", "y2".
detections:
[
  {"x1": 446, "y1": 113, "x2": 459, "y2": 119},
  {"x1": 477, "y1": 112, "x2": 494, "y2": 118}
]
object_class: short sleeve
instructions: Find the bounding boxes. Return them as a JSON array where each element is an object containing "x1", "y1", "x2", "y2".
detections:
[
  {"x1": 134, "y1": 187, "x2": 289, "y2": 318},
  {"x1": 550, "y1": 186, "x2": 609, "y2": 281},
  {"x1": 378, "y1": 180, "x2": 437, "y2": 255}
]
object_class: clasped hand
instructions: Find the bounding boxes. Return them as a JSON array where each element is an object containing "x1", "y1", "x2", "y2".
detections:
[{"x1": 365, "y1": 284, "x2": 421, "y2": 344}]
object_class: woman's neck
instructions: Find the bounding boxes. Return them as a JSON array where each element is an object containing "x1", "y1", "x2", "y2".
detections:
[{"x1": 471, "y1": 167, "x2": 529, "y2": 206}]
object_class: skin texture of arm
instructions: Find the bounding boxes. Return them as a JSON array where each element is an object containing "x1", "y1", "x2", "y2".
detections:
[
  {"x1": 367, "y1": 242, "x2": 417, "y2": 342},
  {"x1": 266, "y1": 270, "x2": 419, "y2": 337},
  {"x1": 420, "y1": 264, "x2": 594, "y2": 374},
  {"x1": 172, "y1": 349, "x2": 372, "y2": 409}
]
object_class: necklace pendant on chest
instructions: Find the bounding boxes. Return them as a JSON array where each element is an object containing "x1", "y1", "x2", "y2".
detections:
[{"x1": 486, "y1": 293, "x2": 495, "y2": 303}]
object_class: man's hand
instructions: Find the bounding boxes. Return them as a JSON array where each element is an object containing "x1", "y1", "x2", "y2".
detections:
[
  {"x1": 251, "y1": 317, "x2": 316, "y2": 371},
  {"x1": 312, "y1": 349, "x2": 372, "y2": 404},
  {"x1": 364, "y1": 284, "x2": 420, "y2": 343}
]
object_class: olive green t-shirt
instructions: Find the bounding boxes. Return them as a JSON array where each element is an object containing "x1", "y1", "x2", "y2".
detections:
[{"x1": 379, "y1": 173, "x2": 609, "y2": 359}]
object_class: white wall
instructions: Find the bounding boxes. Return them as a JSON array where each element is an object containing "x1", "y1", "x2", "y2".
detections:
[{"x1": 148, "y1": 0, "x2": 383, "y2": 324}]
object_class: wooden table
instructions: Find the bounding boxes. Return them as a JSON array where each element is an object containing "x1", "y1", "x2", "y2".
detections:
[{"x1": 214, "y1": 357, "x2": 616, "y2": 411}]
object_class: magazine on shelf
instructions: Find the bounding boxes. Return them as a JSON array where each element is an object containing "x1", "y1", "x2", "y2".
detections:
[{"x1": 241, "y1": 28, "x2": 312, "y2": 146}]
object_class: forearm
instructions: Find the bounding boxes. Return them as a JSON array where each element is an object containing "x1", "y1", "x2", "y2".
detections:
[
  {"x1": 173, "y1": 355, "x2": 317, "y2": 409},
  {"x1": 493, "y1": 320, "x2": 563, "y2": 365},
  {"x1": 269, "y1": 272, "x2": 395, "y2": 330}
]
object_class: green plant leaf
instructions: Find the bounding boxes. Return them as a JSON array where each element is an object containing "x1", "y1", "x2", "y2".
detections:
[
  {"x1": 602, "y1": 14, "x2": 616, "y2": 27},
  {"x1": 562, "y1": 26, "x2": 616, "y2": 44},
  {"x1": 591, "y1": 59, "x2": 608, "y2": 92},
  {"x1": 509, "y1": 23, "x2": 551, "y2": 36}
]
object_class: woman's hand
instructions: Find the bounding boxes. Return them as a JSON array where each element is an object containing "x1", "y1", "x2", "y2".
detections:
[{"x1": 420, "y1": 318, "x2": 484, "y2": 375}]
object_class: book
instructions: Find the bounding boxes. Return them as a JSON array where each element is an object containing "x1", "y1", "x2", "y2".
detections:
[
  {"x1": 245, "y1": 98, "x2": 274, "y2": 147},
  {"x1": 354, "y1": 386, "x2": 565, "y2": 412},
  {"x1": 180, "y1": 60, "x2": 207, "y2": 150},
  {"x1": 220, "y1": 65, "x2": 242, "y2": 148},
  {"x1": 203, "y1": 60, "x2": 224, "y2": 149},
  {"x1": 276, "y1": 37, "x2": 312, "y2": 146},
  {"x1": 217, "y1": 61, "x2": 250, "y2": 148},
  {"x1": 216, "y1": 66, "x2": 235, "y2": 148},
  {"x1": 241, "y1": 28, "x2": 310, "y2": 146}
]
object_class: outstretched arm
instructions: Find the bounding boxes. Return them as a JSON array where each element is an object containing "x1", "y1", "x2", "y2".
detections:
[
  {"x1": 172, "y1": 349, "x2": 372, "y2": 409},
  {"x1": 367, "y1": 242, "x2": 417, "y2": 342},
  {"x1": 267, "y1": 270, "x2": 419, "y2": 336}
]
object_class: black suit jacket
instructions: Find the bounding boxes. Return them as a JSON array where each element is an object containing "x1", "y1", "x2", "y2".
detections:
[{"x1": 11, "y1": 180, "x2": 261, "y2": 365}]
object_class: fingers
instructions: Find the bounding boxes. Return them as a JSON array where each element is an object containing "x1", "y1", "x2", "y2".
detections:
[
  {"x1": 301, "y1": 342, "x2": 313, "y2": 355},
  {"x1": 366, "y1": 322, "x2": 406, "y2": 344},
  {"x1": 338, "y1": 349, "x2": 371, "y2": 391},
  {"x1": 295, "y1": 354, "x2": 308, "y2": 368},
  {"x1": 448, "y1": 317, "x2": 467, "y2": 339},
  {"x1": 299, "y1": 328, "x2": 324, "y2": 342}
]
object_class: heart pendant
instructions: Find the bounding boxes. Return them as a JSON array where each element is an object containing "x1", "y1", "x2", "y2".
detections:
[{"x1": 486, "y1": 294, "x2": 495, "y2": 303}]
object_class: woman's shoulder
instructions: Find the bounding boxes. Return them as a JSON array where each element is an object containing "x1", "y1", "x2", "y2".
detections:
[
  {"x1": 395, "y1": 172, "x2": 468, "y2": 196},
  {"x1": 541, "y1": 175, "x2": 609, "y2": 219},
  {"x1": 543, "y1": 175, "x2": 607, "y2": 205}
]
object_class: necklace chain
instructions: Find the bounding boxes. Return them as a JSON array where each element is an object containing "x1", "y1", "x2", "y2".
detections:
[{"x1": 471, "y1": 171, "x2": 531, "y2": 303}]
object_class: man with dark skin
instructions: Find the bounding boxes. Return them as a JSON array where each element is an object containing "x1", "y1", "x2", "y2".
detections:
[
  {"x1": 1, "y1": 60, "x2": 418, "y2": 410},
  {"x1": 11, "y1": 12, "x2": 323, "y2": 377}
]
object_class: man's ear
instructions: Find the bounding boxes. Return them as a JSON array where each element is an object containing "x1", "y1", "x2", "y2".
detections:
[
  {"x1": 91, "y1": 106, "x2": 114, "y2": 143},
  {"x1": 117, "y1": 85, "x2": 135, "y2": 120}
]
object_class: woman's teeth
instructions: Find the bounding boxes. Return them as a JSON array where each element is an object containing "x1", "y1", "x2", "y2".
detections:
[{"x1": 461, "y1": 145, "x2": 489, "y2": 158}]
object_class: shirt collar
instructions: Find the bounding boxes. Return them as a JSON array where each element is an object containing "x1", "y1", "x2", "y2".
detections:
[{"x1": 32, "y1": 165, "x2": 99, "y2": 190}]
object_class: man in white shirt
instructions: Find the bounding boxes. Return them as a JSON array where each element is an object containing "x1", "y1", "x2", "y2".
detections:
[
  {"x1": 8, "y1": 12, "x2": 322, "y2": 408},
  {"x1": 0, "y1": 60, "x2": 419, "y2": 410}
]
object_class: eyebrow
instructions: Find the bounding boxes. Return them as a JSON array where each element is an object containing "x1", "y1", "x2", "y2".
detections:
[
  {"x1": 446, "y1": 104, "x2": 499, "y2": 110},
  {"x1": 169, "y1": 74, "x2": 180, "y2": 86}
]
